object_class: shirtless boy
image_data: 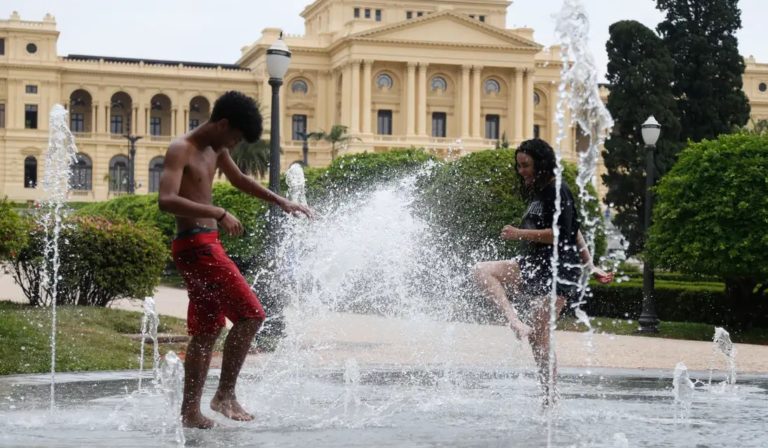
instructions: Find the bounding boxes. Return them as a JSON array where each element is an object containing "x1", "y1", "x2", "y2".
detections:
[{"x1": 158, "y1": 91, "x2": 312, "y2": 429}]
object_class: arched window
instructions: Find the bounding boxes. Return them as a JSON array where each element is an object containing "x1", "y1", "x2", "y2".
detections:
[
  {"x1": 484, "y1": 79, "x2": 501, "y2": 95},
  {"x1": 109, "y1": 155, "x2": 130, "y2": 193},
  {"x1": 533, "y1": 91, "x2": 541, "y2": 106},
  {"x1": 431, "y1": 76, "x2": 447, "y2": 93},
  {"x1": 376, "y1": 73, "x2": 393, "y2": 90},
  {"x1": 148, "y1": 156, "x2": 164, "y2": 193},
  {"x1": 70, "y1": 154, "x2": 92, "y2": 191},
  {"x1": 24, "y1": 156, "x2": 37, "y2": 188},
  {"x1": 291, "y1": 79, "x2": 309, "y2": 94}
]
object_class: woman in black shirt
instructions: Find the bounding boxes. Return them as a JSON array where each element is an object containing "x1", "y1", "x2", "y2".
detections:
[{"x1": 472, "y1": 138, "x2": 612, "y2": 399}]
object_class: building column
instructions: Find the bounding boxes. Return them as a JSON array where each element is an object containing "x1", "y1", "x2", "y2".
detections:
[
  {"x1": 460, "y1": 65, "x2": 471, "y2": 138},
  {"x1": 524, "y1": 69, "x2": 535, "y2": 140},
  {"x1": 471, "y1": 65, "x2": 483, "y2": 138},
  {"x1": 548, "y1": 84, "x2": 558, "y2": 144},
  {"x1": 261, "y1": 77, "x2": 272, "y2": 133},
  {"x1": 91, "y1": 103, "x2": 98, "y2": 134},
  {"x1": 362, "y1": 60, "x2": 373, "y2": 134},
  {"x1": 406, "y1": 62, "x2": 417, "y2": 136},
  {"x1": 350, "y1": 60, "x2": 361, "y2": 133},
  {"x1": 172, "y1": 107, "x2": 179, "y2": 137},
  {"x1": 183, "y1": 108, "x2": 189, "y2": 133},
  {"x1": 417, "y1": 62, "x2": 428, "y2": 136},
  {"x1": 341, "y1": 64, "x2": 352, "y2": 128},
  {"x1": 324, "y1": 70, "x2": 336, "y2": 130},
  {"x1": 507, "y1": 71, "x2": 515, "y2": 141},
  {"x1": 514, "y1": 68, "x2": 524, "y2": 143}
]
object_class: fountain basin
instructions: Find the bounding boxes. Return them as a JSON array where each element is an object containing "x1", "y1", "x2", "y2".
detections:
[{"x1": 2, "y1": 367, "x2": 766, "y2": 447}]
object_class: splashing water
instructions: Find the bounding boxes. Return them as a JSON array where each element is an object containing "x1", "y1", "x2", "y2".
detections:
[
  {"x1": 138, "y1": 297, "x2": 161, "y2": 391},
  {"x1": 673, "y1": 362, "x2": 695, "y2": 420},
  {"x1": 286, "y1": 163, "x2": 308, "y2": 206},
  {"x1": 547, "y1": 0, "x2": 615, "y2": 408},
  {"x1": 158, "y1": 351, "x2": 186, "y2": 446},
  {"x1": 710, "y1": 327, "x2": 737, "y2": 387},
  {"x1": 39, "y1": 104, "x2": 79, "y2": 409}
]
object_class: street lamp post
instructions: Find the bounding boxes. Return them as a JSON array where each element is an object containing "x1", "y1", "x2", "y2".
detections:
[
  {"x1": 124, "y1": 134, "x2": 143, "y2": 194},
  {"x1": 638, "y1": 115, "x2": 661, "y2": 333},
  {"x1": 266, "y1": 33, "x2": 292, "y2": 213}
]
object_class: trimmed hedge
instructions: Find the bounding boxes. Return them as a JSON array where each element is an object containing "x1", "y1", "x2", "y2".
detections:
[
  {"x1": 585, "y1": 278, "x2": 768, "y2": 327},
  {"x1": 10, "y1": 215, "x2": 166, "y2": 307}
]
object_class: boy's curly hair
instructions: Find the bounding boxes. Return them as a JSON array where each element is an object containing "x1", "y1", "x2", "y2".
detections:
[{"x1": 210, "y1": 91, "x2": 263, "y2": 142}]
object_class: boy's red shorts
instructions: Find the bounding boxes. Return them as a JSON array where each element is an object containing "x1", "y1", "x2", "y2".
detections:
[{"x1": 171, "y1": 230, "x2": 266, "y2": 336}]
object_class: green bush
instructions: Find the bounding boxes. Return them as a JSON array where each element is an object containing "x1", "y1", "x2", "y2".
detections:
[
  {"x1": 211, "y1": 182, "x2": 269, "y2": 271},
  {"x1": 308, "y1": 148, "x2": 436, "y2": 201},
  {"x1": 76, "y1": 194, "x2": 176, "y2": 245},
  {"x1": 649, "y1": 133, "x2": 768, "y2": 328},
  {"x1": 0, "y1": 198, "x2": 32, "y2": 260},
  {"x1": 417, "y1": 149, "x2": 606, "y2": 261},
  {"x1": 10, "y1": 216, "x2": 167, "y2": 307}
]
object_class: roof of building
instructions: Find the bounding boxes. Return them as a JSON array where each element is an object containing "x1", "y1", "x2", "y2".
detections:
[{"x1": 63, "y1": 54, "x2": 247, "y2": 71}]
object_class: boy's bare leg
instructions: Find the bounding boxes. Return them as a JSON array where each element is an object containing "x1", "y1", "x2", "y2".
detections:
[
  {"x1": 181, "y1": 332, "x2": 220, "y2": 429},
  {"x1": 473, "y1": 260, "x2": 531, "y2": 340},
  {"x1": 210, "y1": 318, "x2": 261, "y2": 421},
  {"x1": 529, "y1": 296, "x2": 565, "y2": 405}
]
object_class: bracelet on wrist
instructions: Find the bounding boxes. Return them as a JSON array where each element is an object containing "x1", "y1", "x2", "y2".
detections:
[{"x1": 216, "y1": 210, "x2": 227, "y2": 222}]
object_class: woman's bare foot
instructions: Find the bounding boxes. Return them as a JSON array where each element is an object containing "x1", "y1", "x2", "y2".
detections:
[
  {"x1": 210, "y1": 392, "x2": 254, "y2": 422},
  {"x1": 509, "y1": 319, "x2": 532, "y2": 341},
  {"x1": 182, "y1": 411, "x2": 216, "y2": 429}
]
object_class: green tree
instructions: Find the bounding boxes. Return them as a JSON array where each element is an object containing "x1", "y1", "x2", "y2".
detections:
[
  {"x1": 307, "y1": 125, "x2": 359, "y2": 161},
  {"x1": 602, "y1": 20, "x2": 681, "y2": 255},
  {"x1": 656, "y1": 0, "x2": 751, "y2": 142},
  {"x1": 223, "y1": 139, "x2": 270, "y2": 178},
  {"x1": 648, "y1": 134, "x2": 768, "y2": 329}
]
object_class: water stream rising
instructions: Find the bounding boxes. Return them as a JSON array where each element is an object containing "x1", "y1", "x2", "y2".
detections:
[{"x1": 39, "y1": 105, "x2": 79, "y2": 409}]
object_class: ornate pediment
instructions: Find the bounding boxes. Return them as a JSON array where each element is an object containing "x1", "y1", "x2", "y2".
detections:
[{"x1": 349, "y1": 11, "x2": 541, "y2": 50}]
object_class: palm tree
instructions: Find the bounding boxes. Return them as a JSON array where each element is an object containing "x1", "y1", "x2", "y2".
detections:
[
  {"x1": 307, "y1": 124, "x2": 359, "y2": 161},
  {"x1": 219, "y1": 139, "x2": 271, "y2": 178}
]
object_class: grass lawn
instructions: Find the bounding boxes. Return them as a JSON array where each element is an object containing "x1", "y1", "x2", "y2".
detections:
[
  {"x1": 557, "y1": 316, "x2": 768, "y2": 345},
  {"x1": 0, "y1": 301, "x2": 188, "y2": 375}
]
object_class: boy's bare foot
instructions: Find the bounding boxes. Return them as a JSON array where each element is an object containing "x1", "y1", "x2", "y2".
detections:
[
  {"x1": 210, "y1": 392, "x2": 254, "y2": 422},
  {"x1": 182, "y1": 411, "x2": 216, "y2": 429},
  {"x1": 509, "y1": 320, "x2": 532, "y2": 341}
]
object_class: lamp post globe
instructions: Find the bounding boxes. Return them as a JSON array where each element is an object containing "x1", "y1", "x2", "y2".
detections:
[{"x1": 638, "y1": 115, "x2": 661, "y2": 333}]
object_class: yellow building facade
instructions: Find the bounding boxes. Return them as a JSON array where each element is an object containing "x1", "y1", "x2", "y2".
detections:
[{"x1": 1, "y1": 1, "x2": 766, "y2": 203}]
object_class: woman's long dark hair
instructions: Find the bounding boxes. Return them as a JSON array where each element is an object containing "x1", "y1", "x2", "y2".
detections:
[{"x1": 515, "y1": 138, "x2": 557, "y2": 200}]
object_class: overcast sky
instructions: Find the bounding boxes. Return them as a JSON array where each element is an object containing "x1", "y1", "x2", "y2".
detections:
[{"x1": 4, "y1": 0, "x2": 766, "y2": 81}]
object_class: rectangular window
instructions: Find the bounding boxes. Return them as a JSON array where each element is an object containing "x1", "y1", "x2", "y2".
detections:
[
  {"x1": 24, "y1": 157, "x2": 37, "y2": 188},
  {"x1": 150, "y1": 117, "x2": 161, "y2": 136},
  {"x1": 71, "y1": 112, "x2": 85, "y2": 133},
  {"x1": 25, "y1": 85, "x2": 38, "y2": 94},
  {"x1": 110, "y1": 115, "x2": 123, "y2": 134},
  {"x1": 354, "y1": 7, "x2": 360, "y2": 18},
  {"x1": 406, "y1": 11, "x2": 412, "y2": 19},
  {"x1": 364, "y1": 8, "x2": 371, "y2": 19},
  {"x1": 377, "y1": 110, "x2": 393, "y2": 135},
  {"x1": 469, "y1": 14, "x2": 475, "y2": 19},
  {"x1": 431, "y1": 112, "x2": 446, "y2": 137},
  {"x1": 0, "y1": 38, "x2": 4, "y2": 55},
  {"x1": 25, "y1": 104, "x2": 38, "y2": 129},
  {"x1": 485, "y1": 115, "x2": 500, "y2": 140},
  {"x1": 479, "y1": 15, "x2": 486, "y2": 22},
  {"x1": 189, "y1": 118, "x2": 200, "y2": 130},
  {"x1": 292, "y1": 114, "x2": 307, "y2": 141},
  {"x1": 417, "y1": 11, "x2": 423, "y2": 17},
  {"x1": 375, "y1": 9, "x2": 381, "y2": 21},
  {"x1": 0, "y1": 104, "x2": 5, "y2": 128},
  {"x1": 533, "y1": 124, "x2": 541, "y2": 139}
]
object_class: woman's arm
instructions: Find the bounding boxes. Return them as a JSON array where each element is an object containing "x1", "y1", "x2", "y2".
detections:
[{"x1": 576, "y1": 229, "x2": 613, "y2": 283}]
